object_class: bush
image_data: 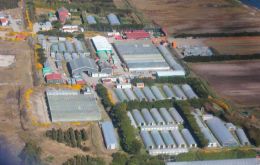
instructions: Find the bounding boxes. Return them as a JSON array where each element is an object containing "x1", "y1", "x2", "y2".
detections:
[
  {"x1": 96, "y1": 84, "x2": 112, "y2": 108},
  {"x1": 63, "y1": 155, "x2": 105, "y2": 165}
]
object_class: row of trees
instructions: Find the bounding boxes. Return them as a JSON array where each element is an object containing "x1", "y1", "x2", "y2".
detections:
[
  {"x1": 46, "y1": 128, "x2": 88, "y2": 150},
  {"x1": 96, "y1": 84, "x2": 113, "y2": 108},
  {"x1": 63, "y1": 155, "x2": 105, "y2": 165},
  {"x1": 111, "y1": 103, "x2": 142, "y2": 154},
  {"x1": 37, "y1": 30, "x2": 74, "y2": 38},
  {"x1": 131, "y1": 77, "x2": 209, "y2": 98},
  {"x1": 111, "y1": 152, "x2": 164, "y2": 165},
  {"x1": 84, "y1": 23, "x2": 145, "y2": 32},
  {"x1": 183, "y1": 54, "x2": 260, "y2": 62},
  {"x1": 175, "y1": 101, "x2": 209, "y2": 147},
  {"x1": 26, "y1": 0, "x2": 36, "y2": 22},
  {"x1": 36, "y1": 48, "x2": 46, "y2": 65}
]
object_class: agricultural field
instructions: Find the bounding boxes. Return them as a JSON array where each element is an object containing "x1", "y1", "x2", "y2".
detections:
[
  {"x1": 204, "y1": 36, "x2": 260, "y2": 55},
  {"x1": 0, "y1": 0, "x2": 18, "y2": 10},
  {"x1": 129, "y1": 0, "x2": 260, "y2": 34},
  {"x1": 190, "y1": 60, "x2": 260, "y2": 107}
]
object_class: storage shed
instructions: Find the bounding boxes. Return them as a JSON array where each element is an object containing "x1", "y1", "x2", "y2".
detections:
[
  {"x1": 151, "y1": 130, "x2": 166, "y2": 149},
  {"x1": 143, "y1": 87, "x2": 156, "y2": 102},
  {"x1": 206, "y1": 117, "x2": 238, "y2": 147},
  {"x1": 159, "y1": 108, "x2": 175, "y2": 125},
  {"x1": 168, "y1": 107, "x2": 184, "y2": 124},
  {"x1": 181, "y1": 84, "x2": 198, "y2": 99},
  {"x1": 141, "y1": 108, "x2": 156, "y2": 126},
  {"x1": 172, "y1": 85, "x2": 187, "y2": 100},
  {"x1": 170, "y1": 129, "x2": 186, "y2": 148},
  {"x1": 114, "y1": 88, "x2": 128, "y2": 102},
  {"x1": 236, "y1": 128, "x2": 250, "y2": 146},
  {"x1": 101, "y1": 121, "x2": 118, "y2": 149},
  {"x1": 150, "y1": 108, "x2": 165, "y2": 125},
  {"x1": 181, "y1": 129, "x2": 197, "y2": 148},
  {"x1": 107, "y1": 13, "x2": 120, "y2": 25},
  {"x1": 92, "y1": 36, "x2": 112, "y2": 54},
  {"x1": 160, "y1": 130, "x2": 176, "y2": 148},
  {"x1": 132, "y1": 109, "x2": 146, "y2": 127},
  {"x1": 133, "y1": 87, "x2": 146, "y2": 101},
  {"x1": 140, "y1": 131, "x2": 154, "y2": 149},
  {"x1": 151, "y1": 86, "x2": 165, "y2": 100},
  {"x1": 163, "y1": 85, "x2": 176, "y2": 99},
  {"x1": 124, "y1": 88, "x2": 137, "y2": 101},
  {"x1": 68, "y1": 57, "x2": 98, "y2": 76}
]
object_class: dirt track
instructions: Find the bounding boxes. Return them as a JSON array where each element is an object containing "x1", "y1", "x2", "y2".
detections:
[
  {"x1": 129, "y1": 0, "x2": 260, "y2": 34},
  {"x1": 190, "y1": 60, "x2": 260, "y2": 106}
]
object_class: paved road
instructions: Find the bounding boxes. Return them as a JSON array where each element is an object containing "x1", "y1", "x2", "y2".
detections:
[{"x1": 8, "y1": 15, "x2": 21, "y2": 32}]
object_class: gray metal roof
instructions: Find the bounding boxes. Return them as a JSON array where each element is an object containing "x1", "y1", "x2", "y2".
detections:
[
  {"x1": 160, "y1": 130, "x2": 176, "y2": 148},
  {"x1": 99, "y1": 62, "x2": 113, "y2": 74},
  {"x1": 143, "y1": 87, "x2": 156, "y2": 102},
  {"x1": 141, "y1": 108, "x2": 155, "y2": 126},
  {"x1": 172, "y1": 85, "x2": 187, "y2": 100},
  {"x1": 124, "y1": 88, "x2": 137, "y2": 101},
  {"x1": 126, "y1": 62, "x2": 170, "y2": 71},
  {"x1": 140, "y1": 131, "x2": 154, "y2": 149},
  {"x1": 151, "y1": 86, "x2": 165, "y2": 100},
  {"x1": 132, "y1": 109, "x2": 146, "y2": 126},
  {"x1": 181, "y1": 129, "x2": 197, "y2": 147},
  {"x1": 150, "y1": 108, "x2": 165, "y2": 125},
  {"x1": 68, "y1": 57, "x2": 98, "y2": 75},
  {"x1": 101, "y1": 121, "x2": 118, "y2": 149},
  {"x1": 181, "y1": 84, "x2": 198, "y2": 99},
  {"x1": 168, "y1": 107, "x2": 184, "y2": 124},
  {"x1": 133, "y1": 87, "x2": 146, "y2": 101},
  {"x1": 151, "y1": 130, "x2": 166, "y2": 148},
  {"x1": 157, "y1": 45, "x2": 184, "y2": 71},
  {"x1": 65, "y1": 41, "x2": 75, "y2": 53},
  {"x1": 51, "y1": 44, "x2": 59, "y2": 53},
  {"x1": 86, "y1": 15, "x2": 97, "y2": 24},
  {"x1": 166, "y1": 158, "x2": 257, "y2": 165},
  {"x1": 58, "y1": 42, "x2": 66, "y2": 52},
  {"x1": 64, "y1": 52, "x2": 72, "y2": 62},
  {"x1": 46, "y1": 90, "x2": 101, "y2": 122},
  {"x1": 206, "y1": 117, "x2": 238, "y2": 147},
  {"x1": 74, "y1": 39, "x2": 84, "y2": 53},
  {"x1": 163, "y1": 85, "x2": 176, "y2": 99},
  {"x1": 107, "y1": 13, "x2": 120, "y2": 25},
  {"x1": 236, "y1": 128, "x2": 250, "y2": 146},
  {"x1": 72, "y1": 53, "x2": 79, "y2": 59},
  {"x1": 170, "y1": 129, "x2": 186, "y2": 148},
  {"x1": 114, "y1": 88, "x2": 128, "y2": 102},
  {"x1": 159, "y1": 108, "x2": 175, "y2": 124}
]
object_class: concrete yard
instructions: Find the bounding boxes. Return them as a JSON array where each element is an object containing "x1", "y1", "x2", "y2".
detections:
[
  {"x1": 129, "y1": 0, "x2": 260, "y2": 34},
  {"x1": 190, "y1": 60, "x2": 260, "y2": 106}
]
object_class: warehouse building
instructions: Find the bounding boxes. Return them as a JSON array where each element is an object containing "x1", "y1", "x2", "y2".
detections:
[
  {"x1": 45, "y1": 73, "x2": 64, "y2": 84},
  {"x1": 114, "y1": 40, "x2": 170, "y2": 71},
  {"x1": 92, "y1": 36, "x2": 112, "y2": 54},
  {"x1": 46, "y1": 90, "x2": 101, "y2": 122},
  {"x1": 68, "y1": 57, "x2": 98, "y2": 76},
  {"x1": 101, "y1": 121, "x2": 118, "y2": 149},
  {"x1": 206, "y1": 117, "x2": 238, "y2": 147}
]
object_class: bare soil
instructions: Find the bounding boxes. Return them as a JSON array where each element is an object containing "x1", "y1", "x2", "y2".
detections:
[
  {"x1": 129, "y1": 0, "x2": 260, "y2": 34},
  {"x1": 190, "y1": 60, "x2": 260, "y2": 106}
]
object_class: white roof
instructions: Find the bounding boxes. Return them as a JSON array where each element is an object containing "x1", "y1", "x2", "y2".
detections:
[{"x1": 92, "y1": 35, "x2": 112, "y2": 51}]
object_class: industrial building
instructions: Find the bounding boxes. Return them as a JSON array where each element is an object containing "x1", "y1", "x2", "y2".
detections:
[
  {"x1": 123, "y1": 30, "x2": 150, "y2": 40},
  {"x1": 206, "y1": 117, "x2": 238, "y2": 147},
  {"x1": 114, "y1": 40, "x2": 170, "y2": 71},
  {"x1": 101, "y1": 121, "x2": 118, "y2": 150},
  {"x1": 166, "y1": 158, "x2": 257, "y2": 165},
  {"x1": 92, "y1": 36, "x2": 112, "y2": 54},
  {"x1": 45, "y1": 73, "x2": 64, "y2": 84},
  {"x1": 68, "y1": 57, "x2": 98, "y2": 76},
  {"x1": 46, "y1": 90, "x2": 101, "y2": 122}
]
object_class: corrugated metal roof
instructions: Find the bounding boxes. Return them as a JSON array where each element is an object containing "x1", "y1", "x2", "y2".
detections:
[
  {"x1": 206, "y1": 117, "x2": 238, "y2": 147},
  {"x1": 133, "y1": 87, "x2": 146, "y2": 101},
  {"x1": 114, "y1": 88, "x2": 128, "y2": 102},
  {"x1": 101, "y1": 121, "x2": 118, "y2": 149},
  {"x1": 160, "y1": 130, "x2": 176, "y2": 148},
  {"x1": 151, "y1": 86, "x2": 165, "y2": 100},
  {"x1": 124, "y1": 88, "x2": 137, "y2": 101},
  {"x1": 168, "y1": 107, "x2": 184, "y2": 124},
  {"x1": 163, "y1": 85, "x2": 176, "y2": 99},
  {"x1": 236, "y1": 128, "x2": 250, "y2": 146},
  {"x1": 170, "y1": 129, "x2": 186, "y2": 148},
  {"x1": 132, "y1": 109, "x2": 146, "y2": 126},
  {"x1": 140, "y1": 131, "x2": 154, "y2": 149},
  {"x1": 92, "y1": 36, "x2": 112, "y2": 52},
  {"x1": 150, "y1": 108, "x2": 165, "y2": 125},
  {"x1": 172, "y1": 85, "x2": 187, "y2": 100},
  {"x1": 151, "y1": 130, "x2": 165, "y2": 148},
  {"x1": 159, "y1": 108, "x2": 175, "y2": 124},
  {"x1": 181, "y1": 84, "x2": 198, "y2": 99},
  {"x1": 68, "y1": 57, "x2": 98, "y2": 75},
  {"x1": 143, "y1": 87, "x2": 156, "y2": 102},
  {"x1": 181, "y1": 129, "x2": 197, "y2": 147},
  {"x1": 141, "y1": 108, "x2": 155, "y2": 126}
]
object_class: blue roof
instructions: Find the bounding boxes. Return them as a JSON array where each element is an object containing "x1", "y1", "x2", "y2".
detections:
[
  {"x1": 107, "y1": 13, "x2": 120, "y2": 25},
  {"x1": 86, "y1": 15, "x2": 97, "y2": 24},
  {"x1": 101, "y1": 121, "x2": 118, "y2": 147}
]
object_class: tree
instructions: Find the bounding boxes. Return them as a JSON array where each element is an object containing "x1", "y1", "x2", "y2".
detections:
[
  {"x1": 51, "y1": 128, "x2": 58, "y2": 141},
  {"x1": 129, "y1": 139, "x2": 142, "y2": 154},
  {"x1": 19, "y1": 142, "x2": 42, "y2": 165},
  {"x1": 57, "y1": 128, "x2": 64, "y2": 143},
  {"x1": 51, "y1": 20, "x2": 62, "y2": 29},
  {"x1": 111, "y1": 152, "x2": 128, "y2": 165},
  {"x1": 80, "y1": 129, "x2": 88, "y2": 141}
]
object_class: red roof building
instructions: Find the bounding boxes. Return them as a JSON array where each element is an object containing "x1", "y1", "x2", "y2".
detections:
[
  {"x1": 0, "y1": 18, "x2": 8, "y2": 26},
  {"x1": 57, "y1": 7, "x2": 69, "y2": 24},
  {"x1": 124, "y1": 30, "x2": 150, "y2": 40},
  {"x1": 46, "y1": 73, "x2": 63, "y2": 84}
]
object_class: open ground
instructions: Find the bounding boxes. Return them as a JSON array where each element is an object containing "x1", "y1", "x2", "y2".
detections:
[
  {"x1": 129, "y1": 0, "x2": 260, "y2": 34},
  {"x1": 190, "y1": 60, "x2": 260, "y2": 107}
]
